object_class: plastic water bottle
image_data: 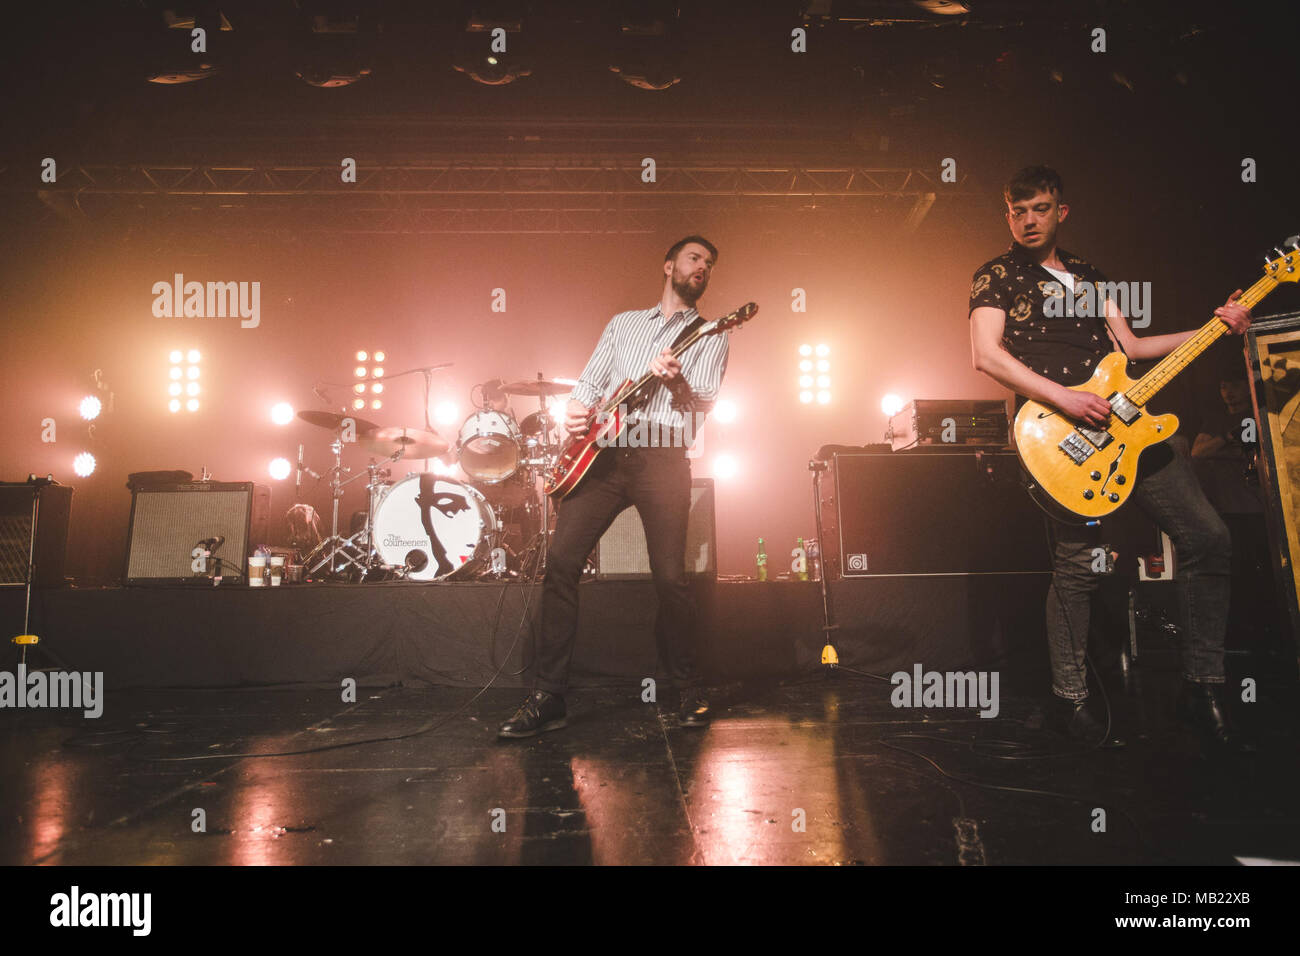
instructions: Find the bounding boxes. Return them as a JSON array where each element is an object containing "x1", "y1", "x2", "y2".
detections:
[
  {"x1": 793, "y1": 537, "x2": 809, "y2": 581},
  {"x1": 756, "y1": 538, "x2": 768, "y2": 581}
]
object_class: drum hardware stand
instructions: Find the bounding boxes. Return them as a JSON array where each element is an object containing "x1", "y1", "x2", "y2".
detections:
[
  {"x1": 346, "y1": 453, "x2": 401, "y2": 580},
  {"x1": 9, "y1": 476, "x2": 72, "y2": 673},
  {"x1": 304, "y1": 437, "x2": 372, "y2": 577},
  {"x1": 809, "y1": 458, "x2": 840, "y2": 670}
]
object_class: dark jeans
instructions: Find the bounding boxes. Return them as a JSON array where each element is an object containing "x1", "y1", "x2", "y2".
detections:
[
  {"x1": 1045, "y1": 435, "x2": 1231, "y2": 700},
  {"x1": 533, "y1": 445, "x2": 697, "y2": 696}
]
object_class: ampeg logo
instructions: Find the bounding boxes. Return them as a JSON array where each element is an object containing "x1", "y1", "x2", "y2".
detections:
[{"x1": 846, "y1": 553, "x2": 868, "y2": 572}]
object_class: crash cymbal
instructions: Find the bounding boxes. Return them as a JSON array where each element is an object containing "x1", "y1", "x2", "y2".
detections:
[
  {"x1": 500, "y1": 378, "x2": 572, "y2": 397},
  {"x1": 519, "y1": 410, "x2": 557, "y2": 437},
  {"x1": 298, "y1": 409, "x2": 381, "y2": 433},
  {"x1": 360, "y1": 425, "x2": 449, "y2": 460}
]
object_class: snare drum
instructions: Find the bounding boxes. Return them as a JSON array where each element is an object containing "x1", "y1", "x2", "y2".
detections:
[
  {"x1": 372, "y1": 474, "x2": 498, "y2": 581},
  {"x1": 457, "y1": 410, "x2": 523, "y2": 483}
]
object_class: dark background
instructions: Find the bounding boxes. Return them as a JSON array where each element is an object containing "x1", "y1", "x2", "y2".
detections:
[{"x1": 2, "y1": 0, "x2": 1296, "y2": 581}]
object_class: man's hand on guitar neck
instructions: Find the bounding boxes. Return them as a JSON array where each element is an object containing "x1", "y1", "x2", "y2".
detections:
[{"x1": 1216, "y1": 289, "x2": 1251, "y2": 335}]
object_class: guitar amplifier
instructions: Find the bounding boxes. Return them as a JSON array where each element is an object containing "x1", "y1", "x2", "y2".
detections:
[
  {"x1": 124, "y1": 481, "x2": 270, "y2": 585},
  {"x1": 818, "y1": 450, "x2": 1049, "y2": 577},
  {"x1": 595, "y1": 478, "x2": 716, "y2": 579},
  {"x1": 0, "y1": 482, "x2": 73, "y2": 587},
  {"x1": 889, "y1": 399, "x2": 1009, "y2": 451}
]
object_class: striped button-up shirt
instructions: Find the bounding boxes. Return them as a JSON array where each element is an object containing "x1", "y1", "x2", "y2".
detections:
[{"x1": 569, "y1": 305, "x2": 730, "y2": 433}]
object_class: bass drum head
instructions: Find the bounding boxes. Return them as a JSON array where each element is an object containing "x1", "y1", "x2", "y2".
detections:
[
  {"x1": 372, "y1": 475, "x2": 498, "y2": 581},
  {"x1": 458, "y1": 410, "x2": 522, "y2": 483}
]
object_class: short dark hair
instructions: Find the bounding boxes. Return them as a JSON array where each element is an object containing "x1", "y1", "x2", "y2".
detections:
[
  {"x1": 1003, "y1": 165, "x2": 1064, "y2": 205},
  {"x1": 665, "y1": 235, "x2": 718, "y2": 263}
]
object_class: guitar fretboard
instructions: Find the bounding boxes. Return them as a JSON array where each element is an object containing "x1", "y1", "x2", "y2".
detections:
[{"x1": 1127, "y1": 273, "x2": 1279, "y2": 406}]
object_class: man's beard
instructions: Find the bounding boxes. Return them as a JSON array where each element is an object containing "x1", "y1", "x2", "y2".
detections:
[{"x1": 672, "y1": 270, "x2": 707, "y2": 304}]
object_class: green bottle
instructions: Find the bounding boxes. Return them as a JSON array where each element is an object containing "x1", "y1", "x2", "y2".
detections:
[{"x1": 756, "y1": 538, "x2": 768, "y2": 581}]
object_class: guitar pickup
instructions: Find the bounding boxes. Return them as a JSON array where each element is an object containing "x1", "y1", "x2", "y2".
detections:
[
  {"x1": 1058, "y1": 431, "x2": 1097, "y2": 464},
  {"x1": 1108, "y1": 393, "x2": 1140, "y2": 425}
]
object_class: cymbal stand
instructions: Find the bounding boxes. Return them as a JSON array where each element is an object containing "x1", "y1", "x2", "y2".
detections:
[
  {"x1": 304, "y1": 436, "x2": 371, "y2": 577},
  {"x1": 348, "y1": 449, "x2": 402, "y2": 580}
]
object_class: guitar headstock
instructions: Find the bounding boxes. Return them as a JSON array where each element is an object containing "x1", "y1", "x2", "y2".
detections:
[
  {"x1": 1264, "y1": 236, "x2": 1300, "y2": 284},
  {"x1": 710, "y1": 302, "x2": 758, "y2": 333}
]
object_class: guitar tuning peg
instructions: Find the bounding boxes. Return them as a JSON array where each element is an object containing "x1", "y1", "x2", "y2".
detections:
[
  {"x1": 1287, "y1": 235, "x2": 1300, "y2": 250},
  {"x1": 1275, "y1": 247, "x2": 1287, "y2": 258}
]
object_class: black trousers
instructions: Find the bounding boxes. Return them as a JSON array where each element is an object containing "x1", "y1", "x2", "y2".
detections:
[{"x1": 533, "y1": 445, "x2": 697, "y2": 695}]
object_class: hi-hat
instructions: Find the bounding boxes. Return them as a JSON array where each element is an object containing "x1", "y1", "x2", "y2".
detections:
[
  {"x1": 360, "y1": 425, "x2": 449, "y2": 460},
  {"x1": 298, "y1": 410, "x2": 381, "y2": 433},
  {"x1": 501, "y1": 379, "x2": 572, "y2": 397}
]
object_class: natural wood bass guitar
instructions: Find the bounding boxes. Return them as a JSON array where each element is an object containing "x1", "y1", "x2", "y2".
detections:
[
  {"x1": 1015, "y1": 239, "x2": 1298, "y2": 521},
  {"x1": 543, "y1": 302, "x2": 758, "y2": 499}
]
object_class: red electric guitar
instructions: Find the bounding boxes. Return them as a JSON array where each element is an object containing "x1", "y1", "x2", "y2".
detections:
[{"x1": 543, "y1": 302, "x2": 758, "y2": 499}]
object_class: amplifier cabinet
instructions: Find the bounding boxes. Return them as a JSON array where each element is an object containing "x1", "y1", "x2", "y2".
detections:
[
  {"x1": 124, "y1": 481, "x2": 270, "y2": 585},
  {"x1": 0, "y1": 483, "x2": 73, "y2": 587},
  {"x1": 595, "y1": 478, "x2": 716, "y2": 579},
  {"x1": 819, "y1": 451, "x2": 1050, "y2": 577}
]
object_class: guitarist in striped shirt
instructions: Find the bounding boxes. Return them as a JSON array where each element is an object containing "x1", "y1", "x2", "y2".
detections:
[{"x1": 499, "y1": 236, "x2": 728, "y2": 738}]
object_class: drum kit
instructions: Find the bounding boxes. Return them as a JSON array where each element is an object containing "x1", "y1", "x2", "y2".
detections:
[{"x1": 296, "y1": 377, "x2": 572, "y2": 583}]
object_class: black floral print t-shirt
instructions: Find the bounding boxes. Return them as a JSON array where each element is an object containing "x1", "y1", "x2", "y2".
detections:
[{"x1": 968, "y1": 243, "x2": 1117, "y2": 389}]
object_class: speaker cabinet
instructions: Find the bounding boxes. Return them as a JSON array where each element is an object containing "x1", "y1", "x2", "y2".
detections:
[
  {"x1": 124, "y1": 482, "x2": 270, "y2": 585},
  {"x1": 595, "y1": 478, "x2": 716, "y2": 579},
  {"x1": 820, "y1": 450, "x2": 1050, "y2": 577},
  {"x1": 0, "y1": 482, "x2": 73, "y2": 587}
]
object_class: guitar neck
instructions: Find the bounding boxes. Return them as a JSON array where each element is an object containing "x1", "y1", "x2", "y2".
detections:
[{"x1": 1128, "y1": 273, "x2": 1279, "y2": 406}]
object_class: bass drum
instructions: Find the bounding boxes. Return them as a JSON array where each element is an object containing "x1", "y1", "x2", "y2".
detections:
[
  {"x1": 457, "y1": 410, "x2": 523, "y2": 483},
  {"x1": 372, "y1": 474, "x2": 498, "y2": 581}
]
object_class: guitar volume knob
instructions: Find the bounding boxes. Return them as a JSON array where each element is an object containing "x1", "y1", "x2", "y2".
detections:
[
  {"x1": 1090, "y1": 471, "x2": 1101, "y2": 480},
  {"x1": 1115, "y1": 475, "x2": 1126, "y2": 485},
  {"x1": 1082, "y1": 490, "x2": 1094, "y2": 500},
  {"x1": 1108, "y1": 493, "x2": 1120, "y2": 502}
]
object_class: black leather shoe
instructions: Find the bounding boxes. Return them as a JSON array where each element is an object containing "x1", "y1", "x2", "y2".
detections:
[
  {"x1": 679, "y1": 692, "x2": 710, "y2": 727},
  {"x1": 1054, "y1": 696, "x2": 1125, "y2": 748},
  {"x1": 1177, "y1": 680, "x2": 1255, "y2": 753},
  {"x1": 498, "y1": 690, "x2": 567, "y2": 739}
]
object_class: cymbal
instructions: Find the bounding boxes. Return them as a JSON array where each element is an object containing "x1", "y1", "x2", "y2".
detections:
[
  {"x1": 501, "y1": 378, "x2": 572, "y2": 397},
  {"x1": 360, "y1": 425, "x2": 449, "y2": 460},
  {"x1": 519, "y1": 410, "x2": 556, "y2": 437},
  {"x1": 298, "y1": 409, "x2": 381, "y2": 433}
]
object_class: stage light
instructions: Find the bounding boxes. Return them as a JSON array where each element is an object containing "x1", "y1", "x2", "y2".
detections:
[
  {"x1": 816, "y1": 344, "x2": 830, "y2": 357},
  {"x1": 434, "y1": 401, "x2": 459, "y2": 425},
  {"x1": 881, "y1": 393, "x2": 905, "y2": 416},
  {"x1": 79, "y1": 396, "x2": 102, "y2": 420},
  {"x1": 431, "y1": 457, "x2": 452, "y2": 476},
  {"x1": 186, "y1": 366, "x2": 200, "y2": 380},
  {"x1": 799, "y1": 344, "x2": 812, "y2": 357},
  {"x1": 799, "y1": 375, "x2": 814, "y2": 389},
  {"x1": 271, "y1": 402, "x2": 295, "y2": 425},
  {"x1": 373, "y1": 351, "x2": 385, "y2": 362},
  {"x1": 354, "y1": 384, "x2": 366, "y2": 394},
  {"x1": 817, "y1": 391, "x2": 832, "y2": 405},
  {"x1": 817, "y1": 375, "x2": 830, "y2": 388},
  {"x1": 714, "y1": 399, "x2": 738, "y2": 424},
  {"x1": 713, "y1": 454, "x2": 739, "y2": 480},
  {"x1": 186, "y1": 398, "x2": 200, "y2": 412},
  {"x1": 73, "y1": 452, "x2": 96, "y2": 477},
  {"x1": 371, "y1": 383, "x2": 383, "y2": 394},
  {"x1": 355, "y1": 366, "x2": 367, "y2": 378},
  {"x1": 187, "y1": 349, "x2": 201, "y2": 364},
  {"x1": 169, "y1": 399, "x2": 181, "y2": 413},
  {"x1": 799, "y1": 391, "x2": 814, "y2": 404},
  {"x1": 799, "y1": 360, "x2": 813, "y2": 373},
  {"x1": 371, "y1": 399, "x2": 382, "y2": 410},
  {"x1": 169, "y1": 383, "x2": 182, "y2": 397},
  {"x1": 268, "y1": 457, "x2": 292, "y2": 481},
  {"x1": 169, "y1": 350, "x2": 183, "y2": 364},
  {"x1": 353, "y1": 398, "x2": 366, "y2": 410},
  {"x1": 169, "y1": 367, "x2": 182, "y2": 380},
  {"x1": 356, "y1": 350, "x2": 368, "y2": 361},
  {"x1": 816, "y1": 360, "x2": 829, "y2": 372},
  {"x1": 372, "y1": 367, "x2": 384, "y2": 378},
  {"x1": 186, "y1": 382, "x2": 201, "y2": 397}
]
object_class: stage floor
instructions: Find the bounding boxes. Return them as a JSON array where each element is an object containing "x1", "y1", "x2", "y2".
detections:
[{"x1": 4, "y1": 649, "x2": 1297, "y2": 866}]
